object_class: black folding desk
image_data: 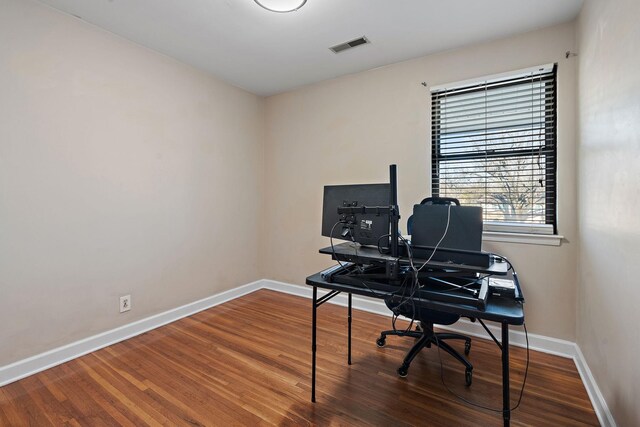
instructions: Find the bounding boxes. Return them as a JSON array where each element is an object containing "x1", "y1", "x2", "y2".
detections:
[{"x1": 306, "y1": 243, "x2": 525, "y2": 427}]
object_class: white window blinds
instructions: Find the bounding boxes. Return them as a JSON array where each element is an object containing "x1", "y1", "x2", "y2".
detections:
[{"x1": 431, "y1": 64, "x2": 558, "y2": 235}]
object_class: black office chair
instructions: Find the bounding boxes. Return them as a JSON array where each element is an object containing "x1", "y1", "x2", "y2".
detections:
[{"x1": 376, "y1": 197, "x2": 474, "y2": 384}]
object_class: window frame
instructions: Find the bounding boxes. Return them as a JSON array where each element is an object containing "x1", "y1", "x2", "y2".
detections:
[{"x1": 430, "y1": 64, "x2": 559, "y2": 238}]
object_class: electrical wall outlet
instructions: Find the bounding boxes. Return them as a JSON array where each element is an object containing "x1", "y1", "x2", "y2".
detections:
[{"x1": 119, "y1": 295, "x2": 131, "y2": 313}]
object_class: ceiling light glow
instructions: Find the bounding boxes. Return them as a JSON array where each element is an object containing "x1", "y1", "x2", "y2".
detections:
[{"x1": 254, "y1": 0, "x2": 307, "y2": 13}]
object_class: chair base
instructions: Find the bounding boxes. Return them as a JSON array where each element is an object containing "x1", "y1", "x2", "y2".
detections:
[{"x1": 376, "y1": 324, "x2": 473, "y2": 385}]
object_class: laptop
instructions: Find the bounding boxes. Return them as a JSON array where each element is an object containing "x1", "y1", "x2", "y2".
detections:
[{"x1": 410, "y1": 204, "x2": 483, "y2": 252}]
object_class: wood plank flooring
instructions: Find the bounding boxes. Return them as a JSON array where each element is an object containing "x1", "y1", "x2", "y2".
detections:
[{"x1": 0, "y1": 289, "x2": 598, "y2": 426}]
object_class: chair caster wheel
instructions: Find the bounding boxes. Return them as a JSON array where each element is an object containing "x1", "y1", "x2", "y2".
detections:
[
  {"x1": 464, "y1": 340, "x2": 471, "y2": 356},
  {"x1": 397, "y1": 365, "x2": 408, "y2": 378},
  {"x1": 465, "y1": 368, "x2": 473, "y2": 386},
  {"x1": 376, "y1": 337, "x2": 386, "y2": 348}
]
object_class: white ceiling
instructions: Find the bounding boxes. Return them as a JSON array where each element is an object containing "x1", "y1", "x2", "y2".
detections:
[{"x1": 37, "y1": 0, "x2": 584, "y2": 96}]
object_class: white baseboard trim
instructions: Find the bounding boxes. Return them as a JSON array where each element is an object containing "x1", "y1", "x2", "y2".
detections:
[
  {"x1": 573, "y1": 346, "x2": 616, "y2": 427},
  {"x1": 262, "y1": 279, "x2": 390, "y2": 315},
  {"x1": 262, "y1": 279, "x2": 614, "y2": 427},
  {"x1": 262, "y1": 280, "x2": 576, "y2": 355},
  {"x1": 0, "y1": 278, "x2": 615, "y2": 426},
  {"x1": 0, "y1": 280, "x2": 263, "y2": 388}
]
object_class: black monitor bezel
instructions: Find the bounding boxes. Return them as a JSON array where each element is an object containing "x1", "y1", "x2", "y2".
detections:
[{"x1": 321, "y1": 183, "x2": 392, "y2": 247}]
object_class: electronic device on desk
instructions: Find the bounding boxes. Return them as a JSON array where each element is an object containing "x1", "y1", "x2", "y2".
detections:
[
  {"x1": 322, "y1": 165, "x2": 402, "y2": 263},
  {"x1": 410, "y1": 202, "x2": 491, "y2": 268},
  {"x1": 321, "y1": 183, "x2": 391, "y2": 247},
  {"x1": 488, "y1": 277, "x2": 516, "y2": 298},
  {"x1": 320, "y1": 262, "x2": 355, "y2": 282},
  {"x1": 420, "y1": 276, "x2": 490, "y2": 310}
]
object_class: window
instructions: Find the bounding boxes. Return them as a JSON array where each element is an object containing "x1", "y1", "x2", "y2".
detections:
[{"x1": 431, "y1": 64, "x2": 557, "y2": 236}]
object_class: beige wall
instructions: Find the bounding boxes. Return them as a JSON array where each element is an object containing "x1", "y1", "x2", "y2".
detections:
[
  {"x1": 0, "y1": 0, "x2": 264, "y2": 366},
  {"x1": 577, "y1": 0, "x2": 640, "y2": 425},
  {"x1": 264, "y1": 22, "x2": 578, "y2": 340}
]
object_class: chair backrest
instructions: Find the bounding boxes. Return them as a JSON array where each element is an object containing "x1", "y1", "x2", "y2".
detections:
[
  {"x1": 403, "y1": 196, "x2": 464, "y2": 325},
  {"x1": 419, "y1": 197, "x2": 461, "y2": 206},
  {"x1": 407, "y1": 197, "x2": 460, "y2": 235}
]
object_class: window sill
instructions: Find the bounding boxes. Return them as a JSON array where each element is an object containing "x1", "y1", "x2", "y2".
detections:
[{"x1": 483, "y1": 231, "x2": 564, "y2": 246}]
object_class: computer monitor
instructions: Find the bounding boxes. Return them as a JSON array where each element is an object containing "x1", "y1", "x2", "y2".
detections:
[{"x1": 322, "y1": 183, "x2": 391, "y2": 247}]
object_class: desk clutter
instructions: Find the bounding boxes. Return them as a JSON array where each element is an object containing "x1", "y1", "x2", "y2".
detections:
[
  {"x1": 307, "y1": 164, "x2": 528, "y2": 426},
  {"x1": 319, "y1": 258, "x2": 491, "y2": 310}
]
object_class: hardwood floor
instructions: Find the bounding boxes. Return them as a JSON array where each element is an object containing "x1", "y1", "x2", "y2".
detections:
[{"x1": 0, "y1": 289, "x2": 598, "y2": 426}]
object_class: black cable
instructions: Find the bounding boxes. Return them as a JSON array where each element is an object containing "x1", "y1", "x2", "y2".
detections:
[
  {"x1": 429, "y1": 252, "x2": 529, "y2": 413},
  {"x1": 511, "y1": 322, "x2": 530, "y2": 411},
  {"x1": 490, "y1": 252, "x2": 513, "y2": 272},
  {"x1": 391, "y1": 273, "x2": 416, "y2": 334},
  {"x1": 424, "y1": 274, "x2": 491, "y2": 294},
  {"x1": 377, "y1": 233, "x2": 392, "y2": 254},
  {"x1": 415, "y1": 203, "x2": 453, "y2": 273},
  {"x1": 329, "y1": 220, "x2": 393, "y2": 299},
  {"x1": 329, "y1": 221, "x2": 372, "y2": 292},
  {"x1": 398, "y1": 234, "x2": 413, "y2": 262},
  {"x1": 329, "y1": 220, "x2": 348, "y2": 270},
  {"x1": 391, "y1": 234, "x2": 420, "y2": 333},
  {"x1": 432, "y1": 320, "x2": 530, "y2": 414}
]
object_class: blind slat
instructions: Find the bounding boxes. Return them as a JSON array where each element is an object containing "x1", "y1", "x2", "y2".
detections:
[
  {"x1": 435, "y1": 130, "x2": 555, "y2": 143},
  {"x1": 434, "y1": 118, "x2": 556, "y2": 133},
  {"x1": 432, "y1": 91, "x2": 555, "y2": 112},
  {"x1": 432, "y1": 75, "x2": 555, "y2": 98},
  {"x1": 435, "y1": 144, "x2": 554, "y2": 155}
]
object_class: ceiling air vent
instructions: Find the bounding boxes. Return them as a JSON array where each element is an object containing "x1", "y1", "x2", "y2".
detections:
[{"x1": 329, "y1": 36, "x2": 370, "y2": 54}]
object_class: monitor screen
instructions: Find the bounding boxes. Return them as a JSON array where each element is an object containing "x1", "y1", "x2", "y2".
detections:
[
  {"x1": 410, "y1": 204, "x2": 483, "y2": 252},
  {"x1": 322, "y1": 183, "x2": 391, "y2": 247}
]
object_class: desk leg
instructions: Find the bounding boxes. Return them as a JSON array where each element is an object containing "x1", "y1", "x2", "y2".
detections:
[
  {"x1": 348, "y1": 293, "x2": 352, "y2": 365},
  {"x1": 311, "y1": 286, "x2": 317, "y2": 403},
  {"x1": 502, "y1": 321, "x2": 510, "y2": 426}
]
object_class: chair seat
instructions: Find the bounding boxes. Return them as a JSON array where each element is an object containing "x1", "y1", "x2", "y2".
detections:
[
  {"x1": 382, "y1": 296, "x2": 472, "y2": 382},
  {"x1": 384, "y1": 296, "x2": 460, "y2": 325}
]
